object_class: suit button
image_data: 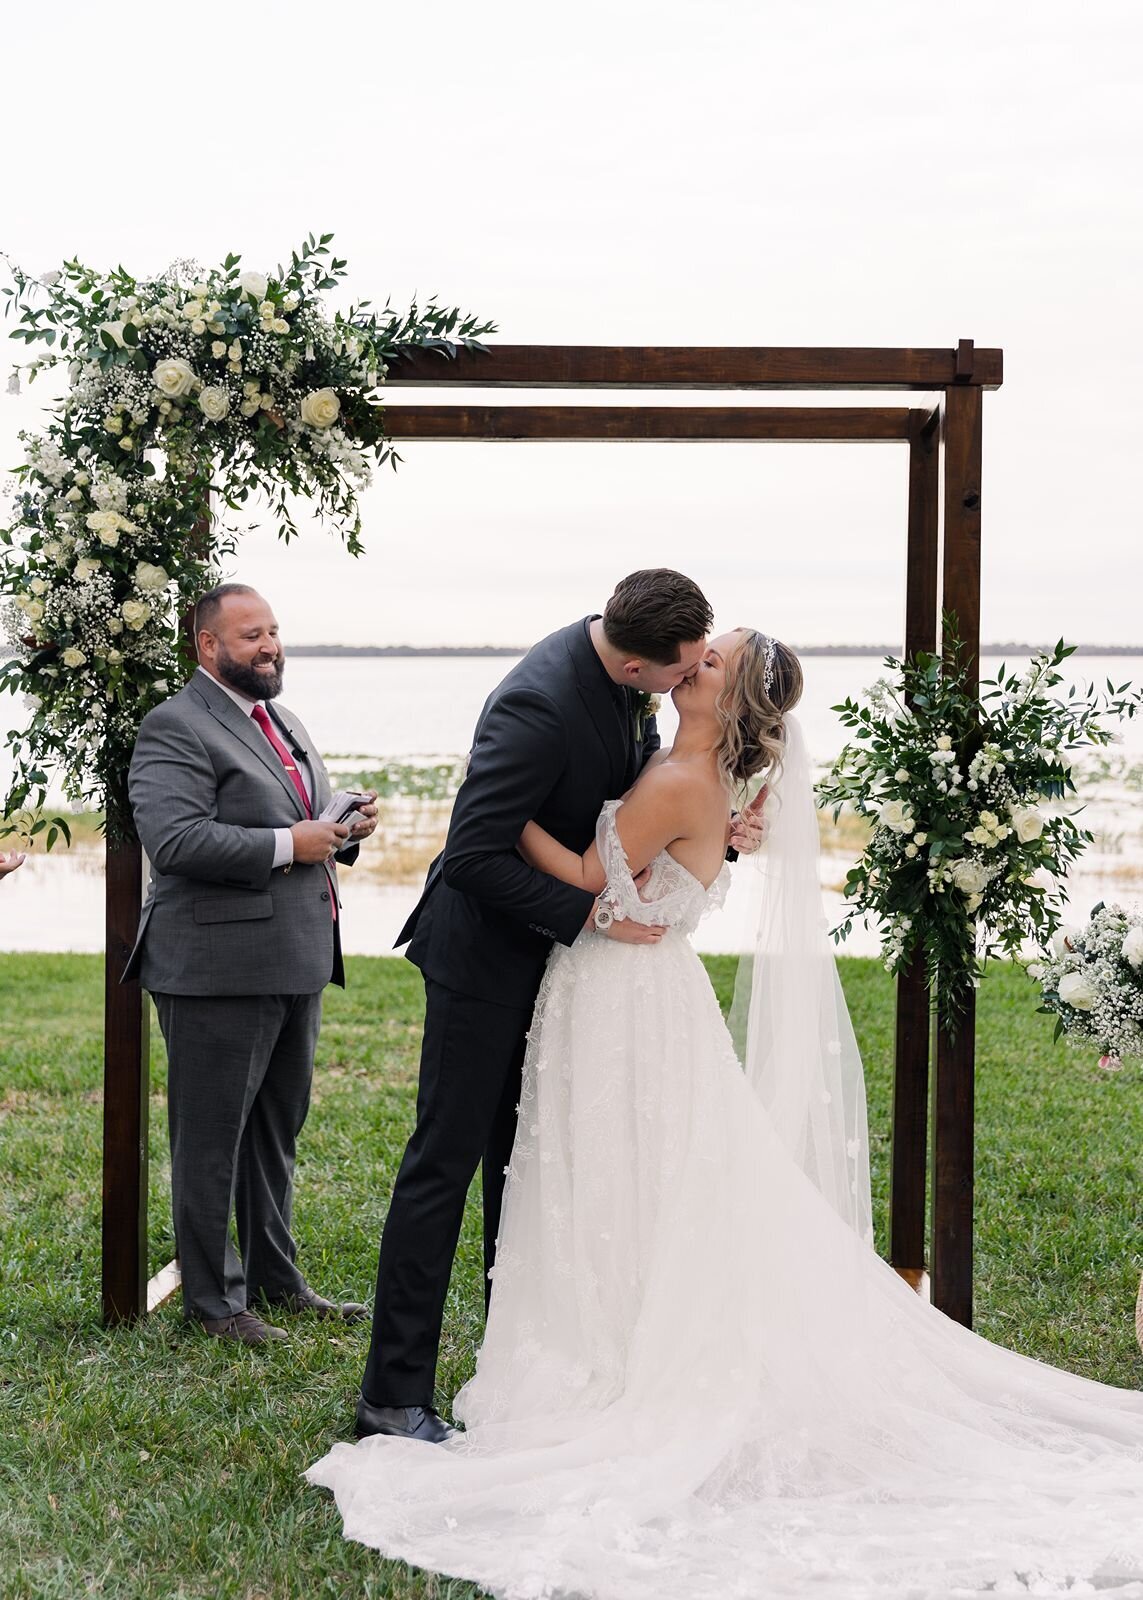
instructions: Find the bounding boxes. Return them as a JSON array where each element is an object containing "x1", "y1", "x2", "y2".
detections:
[{"x1": 320, "y1": 891, "x2": 330, "y2": 902}]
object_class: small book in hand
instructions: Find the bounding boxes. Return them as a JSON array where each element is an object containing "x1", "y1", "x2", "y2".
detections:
[{"x1": 320, "y1": 790, "x2": 372, "y2": 827}]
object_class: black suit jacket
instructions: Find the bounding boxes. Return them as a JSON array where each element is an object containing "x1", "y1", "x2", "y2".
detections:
[{"x1": 399, "y1": 618, "x2": 660, "y2": 1008}]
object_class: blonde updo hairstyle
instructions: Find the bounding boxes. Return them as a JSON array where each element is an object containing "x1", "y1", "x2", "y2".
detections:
[{"x1": 713, "y1": 630, "x2": 803, "y2": 796}]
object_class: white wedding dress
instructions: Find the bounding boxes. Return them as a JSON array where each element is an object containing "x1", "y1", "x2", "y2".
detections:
[{"x1": 310, "y1": 769, "x2": 1143, "y2": 1599}]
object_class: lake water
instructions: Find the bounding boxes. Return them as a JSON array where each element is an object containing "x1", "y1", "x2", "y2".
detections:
[{"x1": 3, "y1": 652, "x2": 1142, "y2": 957}]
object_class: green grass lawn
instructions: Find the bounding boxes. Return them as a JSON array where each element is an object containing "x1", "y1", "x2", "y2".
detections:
[{"x1": 0, "y1": 953, "x2": 1139, "y2": 1599}]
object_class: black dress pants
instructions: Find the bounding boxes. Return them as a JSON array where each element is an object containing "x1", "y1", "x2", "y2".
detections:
[{"x1": 361, "y1": 977, "x2": 531, "y2": 1406}]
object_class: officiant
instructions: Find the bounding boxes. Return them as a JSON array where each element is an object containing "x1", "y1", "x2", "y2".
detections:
[{"x1": 125, "y1": 583, "x2": 378, "y2": 1346}]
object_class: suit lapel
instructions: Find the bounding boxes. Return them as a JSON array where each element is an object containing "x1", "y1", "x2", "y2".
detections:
[
  {"x1": 565, "y1": 620, "x2": 629, "y2": 793},
  {"x1": 268, "y1": 704, "x2": 329, "y2": 815},
  {"x1": 190, "y1": 674, "x2": 309, "y2": 821}
]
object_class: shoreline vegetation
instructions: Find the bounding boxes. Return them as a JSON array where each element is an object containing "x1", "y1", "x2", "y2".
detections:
[{"x1": 4, "y1": 642, "x2": 1143, "y2": 661}]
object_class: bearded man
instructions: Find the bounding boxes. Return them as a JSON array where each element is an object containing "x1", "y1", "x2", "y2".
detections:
[{"x1": 126, "y1": 583, "x2": 378, "y2": 1345}]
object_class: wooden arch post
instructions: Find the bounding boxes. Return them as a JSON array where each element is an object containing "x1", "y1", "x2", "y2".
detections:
[{"x1": 100, "y1": 344, "x2": 1001, "y2": 1326}]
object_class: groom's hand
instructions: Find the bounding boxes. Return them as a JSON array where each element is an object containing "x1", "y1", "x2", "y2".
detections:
[{"x1": 603, "y1": 918, "x2": 665, "y2": 944}]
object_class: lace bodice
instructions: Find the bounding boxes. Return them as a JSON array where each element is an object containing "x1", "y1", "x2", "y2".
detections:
[{"x1": 595, "y1": 798, "x2": 729, "y2": 936}]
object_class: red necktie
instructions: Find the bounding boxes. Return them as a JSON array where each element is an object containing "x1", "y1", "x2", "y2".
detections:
[
  {"x1": 251, "y1": 704, "x2": 311, "y2": 818},
  {"x1": 250, "y1": 704, "x2": 337, "y2": 923}
]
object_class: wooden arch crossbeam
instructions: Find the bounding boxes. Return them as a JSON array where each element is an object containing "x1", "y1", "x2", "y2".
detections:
[{"x1": 103, "y1": 342, "x2": 999, "y2": 1331}]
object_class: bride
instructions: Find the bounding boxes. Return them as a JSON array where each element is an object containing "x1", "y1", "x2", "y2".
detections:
[{"x1": 310, "y1": 629, "x2": 1143, "y2": 1600}]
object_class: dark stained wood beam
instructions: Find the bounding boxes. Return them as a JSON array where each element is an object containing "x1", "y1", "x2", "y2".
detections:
[
  {"x1": 386, "y1": 344, "x2": 1003, "y2": 392},
  {"x1": 102, "y1": 834, "x2": 148, "y2": 1324},
  {"x1": 930, "y1": 382, "x2": 985, "y2": 1329},
  {"x1": 384, "y1": 405, "x2": 921, "y2": 443}
]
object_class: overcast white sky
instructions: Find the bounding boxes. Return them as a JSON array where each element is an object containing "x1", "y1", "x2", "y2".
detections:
[{"x1": 2, "y1": 0, "x2": 1139, "y2": 647}]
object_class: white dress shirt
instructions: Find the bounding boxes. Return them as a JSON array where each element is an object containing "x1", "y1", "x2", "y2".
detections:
[{"x1": 196, "y1": 666, "x2": 305, "y2": 869}]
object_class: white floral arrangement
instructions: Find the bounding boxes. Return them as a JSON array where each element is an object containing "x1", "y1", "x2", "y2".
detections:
[
  {"x1": 0, "y1": 233, "x2": 493, "y2": 841},
  {"x1": 1029, "y1": 903, "x2": 1143, "y2": 1069},
  {"x1": 816, "y1": 635, "x2": 1141, "y2": 1027}
]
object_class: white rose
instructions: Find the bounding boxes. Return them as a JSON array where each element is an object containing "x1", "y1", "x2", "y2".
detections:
[
  {"x1": 299, "y1": 387, "x2": 340, "y2": 428},
  {"x1": 29, "y1": 577, "x2": 48, "y2": 596},
  {"x1": 1122, "y1": 926, "x2": 1143, "y2": 970},
  {"x1": 99, "y1": 321, "x2": 129, "y2": 349},
  {"x1": 198, "y1": 386, "x2": 230, "y2": 422},
  {"x1": 894, "y1": 768, "x2": 910, "y2": 782},
  {"x1": 211, "y1": 340, "x2": 227, "y2": 358},
  {"x1": 61, "y1": 647, "x2": 87, "y2": 668},
  {"x1": 74, "y1": 557, "x2": 102, "y2": 582},
  {"x1": 936, "y1": 735, "x2": 953, "y2": 752},
  {"x1": 1051, "y1": 925, "x2": 1081, "y2": 958},
  {"x1": 87, "y1": 509, "x2": 129, "y2": 547},
  {"x1": 1011, "y1": 806, "x2": 1045, "y2": 843},
  {"x1": 153, "y1": 358, "x2": 197, "y2": 398},
  {"x1": 1058, "y1": 971, "x2": 1096, "y2": 1011},
  {"x1": 134, "y1": 562, "x2": 170, "y2": 592},
  {"x1": 120, "y1": 599, "x2": 151, "y2": 631},
  {"x1": 42, "y1": 540, "x2": 63, "y2": 563},
  {"x1": 949, "y1": 858, "x2": 990, "y2": 897},
  {"x1": 1026, "y1": 962, "x2": 1045, "y2": 981},
  {"x1": 152, "y1": 679, "x2": 169, "y2": 694},
  {"x1": 19, "y1": 598, "x2": 45, "y2": 624},
  {"x1": 104, "y1": 415, "x2": 124, "y2": 435},
  {"x1": 238, "y1": 271, "x2": 269, "y2": 302}
]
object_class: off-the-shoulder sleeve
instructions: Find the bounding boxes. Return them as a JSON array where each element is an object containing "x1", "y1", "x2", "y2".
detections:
[{"x1": 594, "y1": 799, "x2": 663, "y2": 925}]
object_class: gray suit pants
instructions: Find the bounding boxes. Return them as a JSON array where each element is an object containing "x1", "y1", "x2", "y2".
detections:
[{"x1": 153, "y1": 991, "x2": 322, "y2": 1320}]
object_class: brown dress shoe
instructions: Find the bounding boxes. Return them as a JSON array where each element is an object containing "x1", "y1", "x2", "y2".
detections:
[
  {"x1": 265, "y1": 1284, "x2": 369, "y2": 1322},
  {"x1": 199, "y1": 1309, "x2": 287, "y2": 1345}
]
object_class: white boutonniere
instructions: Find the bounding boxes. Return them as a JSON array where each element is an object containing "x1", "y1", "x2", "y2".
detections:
[{"x1": 633, "y1": 691, "x2": 661, "y2": 742}]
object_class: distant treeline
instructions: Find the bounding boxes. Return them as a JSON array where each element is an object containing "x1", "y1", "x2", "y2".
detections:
[
  {"x1": 285, "y1": 642, "x2": 1143, "y2": 658},
  {"x1": 2, "y1": 642, "x2": 1142, "y2": 661}
]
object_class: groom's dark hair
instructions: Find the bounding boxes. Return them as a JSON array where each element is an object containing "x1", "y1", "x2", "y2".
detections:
[{"x1": 602, "y1": 570, "x2": 713, "y2": 664}]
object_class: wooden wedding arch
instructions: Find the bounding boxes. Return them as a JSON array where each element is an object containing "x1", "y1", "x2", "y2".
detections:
[{"x1": 102, "y1": 340, "x2": 1001, "y2": 1330}]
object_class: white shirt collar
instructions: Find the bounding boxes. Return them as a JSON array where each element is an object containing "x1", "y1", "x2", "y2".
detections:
[{"x1": 196, "y1": 664, "x2": 264, "y2": 717}]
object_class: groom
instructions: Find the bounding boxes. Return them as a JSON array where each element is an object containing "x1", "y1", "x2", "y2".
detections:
[{"x1": 357, "y1": 569, "x2": 715, "y2": 1441}]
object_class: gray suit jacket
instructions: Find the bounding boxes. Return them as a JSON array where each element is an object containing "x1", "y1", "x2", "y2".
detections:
[{"x1": 124, "y1": 672, "x2": 358, "y2": 996}]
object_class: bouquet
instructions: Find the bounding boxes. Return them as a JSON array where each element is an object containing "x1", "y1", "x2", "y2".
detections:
[
  {"x1": 1029, "y1": 903, "x2": 1143, "y2": 1069},
  {"x1": 816, "y1": 634, "x2": 1141, "y2": 1026}
]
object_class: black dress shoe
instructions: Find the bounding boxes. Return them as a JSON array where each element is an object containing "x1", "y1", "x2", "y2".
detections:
[
  {"x1": 355, "y1": 1399, "x2": 457, "y2": 1443},
  {"x1": 263, "y1": 1284, "x2": 369, "y2": 1322}
]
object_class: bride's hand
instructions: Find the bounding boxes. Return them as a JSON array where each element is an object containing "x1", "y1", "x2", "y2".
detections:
[{"x1": 729, "y1": 786, "x2": 769, "y2": 855}]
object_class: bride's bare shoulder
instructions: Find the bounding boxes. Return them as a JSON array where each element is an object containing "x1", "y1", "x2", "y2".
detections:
[{"x1": 626, "y1": 755, "x2": 720, "y2": 818}]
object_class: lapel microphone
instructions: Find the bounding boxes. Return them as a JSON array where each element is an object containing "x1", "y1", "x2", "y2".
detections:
[{"x1": 270, "y1": 707, "x2": 307, "y2": 762}]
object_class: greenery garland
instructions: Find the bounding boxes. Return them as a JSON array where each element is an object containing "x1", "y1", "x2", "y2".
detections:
[
  {"x1": 0, "y1": 232, "x2": 493, "y2": 842},
  {"x1": 817, "y1": 633, "x2": 1142, "y2": 1028}
]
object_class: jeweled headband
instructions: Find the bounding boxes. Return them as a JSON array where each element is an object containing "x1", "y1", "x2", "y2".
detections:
[{"x1": 761, "y1": 634, "x2": 778, "y2": 697}]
